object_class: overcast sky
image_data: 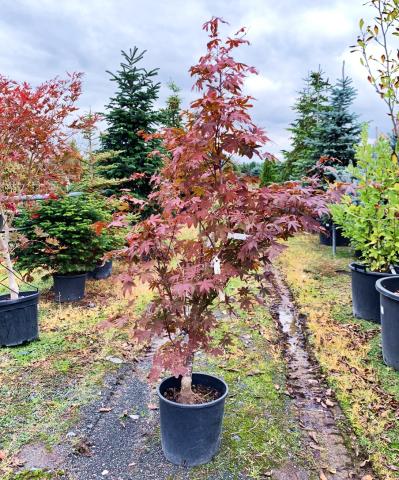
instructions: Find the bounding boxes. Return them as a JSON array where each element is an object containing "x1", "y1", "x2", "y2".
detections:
[{"x1": 0, "y1": 0, "x2": 392, "y2": 158}]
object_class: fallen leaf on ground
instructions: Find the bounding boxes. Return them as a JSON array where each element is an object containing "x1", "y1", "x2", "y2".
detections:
[
  {"x1": 0, "y1": 450, "x2": 5, "y2": 461},
  {"x1": 319, "y1": 471, "x2": 327, "y2": 480},
  {"x1": 310, "y1": 442, "x2": 325, "y2": 451},
  {"x1": 98, "y1": 407, "x2": 113, "y2": 413},
  {"x1": 361, "y1": 476, "x2": 373, "y2": 480},
  {"x1": 308, "y1": 431, "x2": 318, "y2": 443},
  {"x1": 148, "y1": 403, "x2": 158, "y2": 410}
]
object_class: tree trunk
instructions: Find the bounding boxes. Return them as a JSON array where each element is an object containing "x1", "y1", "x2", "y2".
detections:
[
  {"x1": 178, "y1": 353, "x2": 195, "y2": 404},
  {"x1": 0, "y1": 219, "x2": 19, "y2": 300}
]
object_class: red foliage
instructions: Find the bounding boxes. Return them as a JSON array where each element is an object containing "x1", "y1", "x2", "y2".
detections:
[
  {"x1": 118, "y1": 18, "x2": 327, "y2": 381},
  {"x1": 0, "y1": 72, "x2": 87, "y2": 210}
]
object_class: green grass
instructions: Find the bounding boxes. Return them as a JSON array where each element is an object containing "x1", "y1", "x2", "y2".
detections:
[
  {"x1": 192, "y1": 279, "x2": 314, "y2": 479},
  {"x1": 279, "y1": 234, "x2": 399, "y2": 479},
  {"x1": 0, "y1": 263, "x2": 151, "y2": 478}
]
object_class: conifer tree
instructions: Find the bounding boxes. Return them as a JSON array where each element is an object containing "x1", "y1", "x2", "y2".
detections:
[
  {"x1": 282, "y1": 68, "x2": 330, "y2": 180},
  {"x1": 310, "y1": 65, "x2": 361, "y2": 166},
  {"x1": 260, "y1": 157, "x2": 281, "y2": 186},
  {"x1": 100, "y1": 48, "x2": 161, "y2": 197},
  {"x1": 159, "y1": 81, "x2": 182, "y2": 128}
]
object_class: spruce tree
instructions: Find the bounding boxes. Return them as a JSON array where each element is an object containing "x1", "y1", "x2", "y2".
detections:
[
  {"x1": 282, "y1": 68, "x2": 330, "y2": 180},
  {"x1": 260, "y1": 157, "x2": 281, "y2": 186},
  {"x1": 159, "y1": 81, "x2": 182, "y2": 128},
  {"x1": 310, "y1": 66, "x2": 361, "y2": 166},
  {"x1": 100, "y1": 48, "x2": 161, "y2": 197}
]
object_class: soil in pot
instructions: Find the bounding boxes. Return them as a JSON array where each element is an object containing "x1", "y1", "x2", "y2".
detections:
[
  {"x1": 157, "y1": 373, "x2": 228, "y2": 467},
  {"x1": 0, "y1": 291, "x2": 39, "y2": 347},
  {"x1": 350, "y1": 263, "x2": 397, "y2": 323},
  {"x1": 53, "y1": 273, "x2": 87, "y2": 302},
  {"x1": 376, "y1": 276, "x2": 399, "y2": 370}
]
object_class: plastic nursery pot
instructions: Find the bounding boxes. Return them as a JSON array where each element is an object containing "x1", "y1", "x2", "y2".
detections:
[
  {"x1": 350, "y1": 263, "x2": 396, "y2": 323},
  {"x1": 157, "y1": 373, "x2": 228, "y2": 467},
  {"x1": 0, "y1": 291, "x2": 39, "y2": 347},
  {"x1": 87, "y1": 260, "x2": 113, "y2": 281},
  {"x1": 319, "y1": 223, "x2": 350, "y2": 247},
  {"x1": 53, "y1": 273, "x2": 87, "y2": 302},
  {"x1": 376, "y1": 276, "x2": 399, "y2": 370}
]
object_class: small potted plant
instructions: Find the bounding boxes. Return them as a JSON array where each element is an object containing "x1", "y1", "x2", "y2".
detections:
[
  {"x1": 15, "y1": 194, "x2": 120, "y2": 302},
  {"x1": 0, "y1": 72, "x2": 85, "y2": 346},
  {"x1": 331, "y1": 127, "x2": 399, "y2": 323},
  {"x1": 114, "y1": 18, "x2": 326, "y2": 466}
]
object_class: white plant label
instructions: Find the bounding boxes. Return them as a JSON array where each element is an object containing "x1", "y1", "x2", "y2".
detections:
[
  {"x1": 213, "y1": 256, "x2": 221, "y2": 275},
  {"x1": 227, "y1": 232, "x2": 248, "y2": 241}
]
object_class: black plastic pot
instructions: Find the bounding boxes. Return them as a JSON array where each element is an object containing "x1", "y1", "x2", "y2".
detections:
[
  {"x1": 53, "y1": 273, "x2": 87, "y2": 302},
  {"x1": 376, "y1": 276, "x2": 399, "y2": 370},
  {"x1": 88, "y1": 260, "x2": 113, "y2": 280},
  {"x1": 0, "y1": 291, "x2": 39, "y2": 346},
  {"x1": 319, "y1": 223, "x2": 350, "y2": 247},
  {"x1": 350, "y1": 263, "x2": 396, "y2": 323},
  {"x1": 157, "y1": 373, "x2": 228, "y2": 466}
]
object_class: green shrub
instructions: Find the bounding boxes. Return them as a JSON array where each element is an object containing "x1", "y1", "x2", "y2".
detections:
[
  {"x1": 330, "y1": 127, "x2": 399, "y2": 272},
  {"x1": 15, "y1": 195, "x2": 124, "y2": 275}
]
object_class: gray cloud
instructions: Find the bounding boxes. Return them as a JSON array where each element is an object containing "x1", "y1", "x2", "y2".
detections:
[{"x1": 0, "y1": 0, "x2": 390, "y2": 157}]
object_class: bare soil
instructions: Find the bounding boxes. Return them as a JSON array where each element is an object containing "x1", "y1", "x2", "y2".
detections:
[{"x1": 163, "y1": 384, "x2": 221, "y2": 404}]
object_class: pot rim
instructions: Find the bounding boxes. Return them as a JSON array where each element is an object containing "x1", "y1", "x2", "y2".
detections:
[
  {"x1": 376, "y1": 276, "x2": 399, "y2": 301},
  {"x1": 0, "y1": 290, "x2": 39, "y2": 305},
  {"x1": 349, "y1": 262, "x2": 396, "y2": 277},
  {"x1": 157, "y1": 372, "x2": 228, "y2": 409},
  {"x1": 53, "y1": 272, "x2": 88, "y2": 279}
]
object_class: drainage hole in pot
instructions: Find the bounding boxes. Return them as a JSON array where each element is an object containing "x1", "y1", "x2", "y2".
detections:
[{"x1": 163, "y1": 384, "x2": 221, "y2": 404}]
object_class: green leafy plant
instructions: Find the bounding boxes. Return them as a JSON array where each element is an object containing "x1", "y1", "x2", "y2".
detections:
[
  {"x1": 330, "y1": 127, "x2": 399, "y2": 272},
  {"x1": 15, "y1": 195, "x2": 123, "y2": 275},
  {"x1": 353, "y1": 0, "x2": 399, "y2": 145}
]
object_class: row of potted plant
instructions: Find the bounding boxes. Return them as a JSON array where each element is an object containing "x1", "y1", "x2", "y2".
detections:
[
  {"x1": 0, "y1": 193, "x2": 124, "y2": 347},
  {"x1": 330, "y1": 129, "x2": 399, "y2": 370}
]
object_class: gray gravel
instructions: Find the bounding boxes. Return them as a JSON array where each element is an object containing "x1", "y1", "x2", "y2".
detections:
[{"x1": 58, "y1": 359, "x2": 192, "y2": 480}]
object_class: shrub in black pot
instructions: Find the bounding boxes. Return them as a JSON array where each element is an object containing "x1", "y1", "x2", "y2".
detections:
[
  {"x1": 331, "y1": 128, "x2": 399, "y2": 323},
  {"x1": 14, "y1": 194, "x2": 122, "y2": 302}
]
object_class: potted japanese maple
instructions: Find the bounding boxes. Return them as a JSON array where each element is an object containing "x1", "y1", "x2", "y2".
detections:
[
  {"x1": 331, "y1": 128, "x2": 399, "y2": 323},
  {"x1": 15, "y1": 194, "x2": 121, "y2": 302},
  {"x1": 0, "y1": 73, "x2": 85, "y2": 346},
  {"x1": 115, "y1": 18, "x2": 326, "y2": 466}
]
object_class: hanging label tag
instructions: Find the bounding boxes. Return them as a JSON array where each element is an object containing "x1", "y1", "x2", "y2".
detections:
[
  {"x1": 227, "y1": 232, "x2": 248, "y2": 241},
  {"x1": 213, "y1": 256, "x2": 221, "y2": 275}
]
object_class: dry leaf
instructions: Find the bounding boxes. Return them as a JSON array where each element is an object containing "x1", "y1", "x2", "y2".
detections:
[
  {"x1": 319, "y1": 471, "x2": 328, "y2": 480},
  {"x1": 361, "y1": 475, "x2": 373, "y2": 480},
  {"x1": 148, "y1": 403, "x2": 158, "y2": 410},
  {"x1": 0, "y1": 450, "x2": 5, "y2": 461},
  {"x1": 308, "y1": 431, "x2": 318, "y2": 443},
  {"x1": 98, "y1": 407, "x2": 112, "y2": 413},
  {"x1": 310, "y1": 442, "x2": 325, "y2": 451}
]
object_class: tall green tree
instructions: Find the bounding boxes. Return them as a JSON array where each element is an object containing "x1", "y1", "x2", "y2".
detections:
[
  {"x1": 282, "y1": 68, "x2": 330, "y2": 180},
  {"x1": 100, "y1": 48, "x2": 161, "y2": 197},
  {"x1": 159, "y1": 81, "x2": 182, "y2": 128},
  {"x1": 260, "y1": 157, "x2": 281, "y2": 186},
  {"x1": 310, "y1": 66, "x2": 361, "y2": 166}
]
